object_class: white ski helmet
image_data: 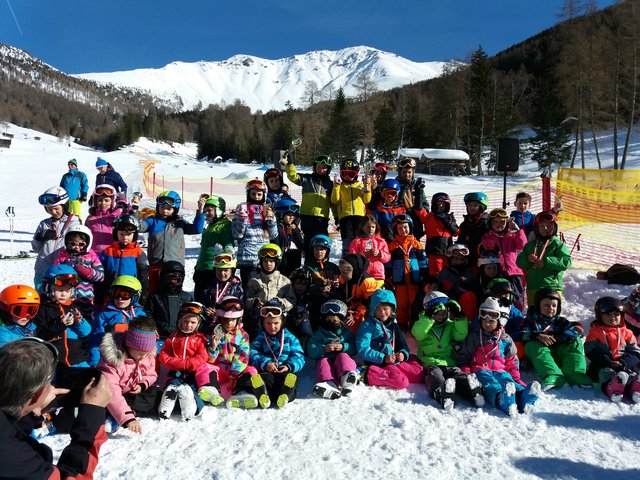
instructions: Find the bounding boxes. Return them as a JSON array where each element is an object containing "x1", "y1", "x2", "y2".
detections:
[
  {"x1": 478, "y1": 255, "x2": 500, "y2": 267},
  {"x1": 64, "y1": 224, "x2": 94, "y2": 251},
  {"x1": 478, "y1": 297, "x2": 510, "y2": 326},
  {"x1": 38, "y1": 186, "x2": 69, "y2": 208},
  {"x1": 423, "y1": 291, "x2": 449, "y2": 311}
]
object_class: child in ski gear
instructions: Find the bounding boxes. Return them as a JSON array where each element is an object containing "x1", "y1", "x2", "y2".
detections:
[
  {"x1": 144, "y1": 261, "x2": 193, "y2": 341},
  {"x1": 481, "y1": 208, "x2": 527, "y2": 309},
  {"x1": 34, "y1": 265, "x2": 90, "y2": 367},
  {"x1": 85, "y1": 184, "x2": 123, "y2": 255},
  {"x1": 337, "y1": 254, "x2": 378, "y2": 334},
  {"x1": 365, "y1": 161, "x2": 389, "y2": 211},
  {"x1": 475, "y1": 253, "x2": 503, "y2": 301},
  {"x1": 272, "y1": 196, "x2": 304, "y2": 277},
  {"x1": 458, "y1": 297, "x2": 541, "y2": 416},
  {"x1": 411, "y1": 291, "x2": 484, "y2": 410},
  {"x1": 0, "y1": 284, "x2": 40, "y2": 346},
  {"x1": 622, "y1": 287, "x2": 640, "y2": 338},
  {"x1": 395, "y1": 157, "x2": 429, "y2": 240},
  {"x1": 281, "y1": 153, "x2": 338, "y2": 256},
  {"x1": 356, "y1": 289, "x2": 425, "y2": 389},
  {"x1": 99, "y1": 214, "x2": 149, "y2": 306},
  {"x1": 193, "y1": 195, "x2": 233, "y2": 302},
  {"x1": 457, "y1": 192, "x2": 491, "y2": 270},
  {"x1": 249, "y1": 299, "x2": 305, "y2": 408},
  {"x1": 370, "y1": 178, "x2": 408, "y2": 242},
  {"x1": 348, "y1": 215, "x2": 391, "y2": 287},
  {"x1": 417, "y1": 192, "x2": 459, "y2": 276},
  {"x1": 138, "y1": 190, "x2": 205, "y2": 294},
  {"x1": 386, "y1": 214, "x2": 429, "y2": 328},
  {"x1": 232, "y1": 179, "x2": 278, "y2": 287},
  {"x1": 516, "y1": 211, "x2": 572, "y2": 306},
  {"x1": 286, "y1": 268, "x2": 314, "y2": 346},
  {"x1": 32, "y1": 186, "x2": 80, "y2": 290},
  {"x1": 200, "y1": 246, "x2": 244, "y2": 314},
  {"x1": 585, "y1": 296, "x2": 640, "y2": 403},
  {"x1": 157, "y1": 303, "x2": 210, "y2": 421},
  {"x1": 437, "y1": 243, "x2": 478, "y2": 322},
  {"x1": 54, "y1": 225, "x2": 104, "y2": 317},
  {"x1": 308, "y1": 300, "x2": 358, "y2": 399},
  {"x1": 304, "y1": 235, "x2": 341, "y2": 329},
  {"x1": 89, "y1": 276, "x2": 145, "y2": 366},
  {"x1": 245, "y1": 243, "x2": 296, "y2": 338},
  {"x1": 520, "y1": 289, "x2": 592, "y2": 390},
  {"x1": 510, "y1": 192, "x2": 535, "y2": 237},
  {"x1": 97, "y1": 316, "x2": 160, "y2": 434},
  {"x1": 264, "y1": 168, "x2": 288, "y2": 204},
  {"x1": 484, "y1": 278, "x2": 525, "y2": 340},
  {"x1": 331, "y1": 159, "x2": 372, "y2": 256},
  {"x1": 59, "y1": 159, "x2": 89, "y2": 219}
]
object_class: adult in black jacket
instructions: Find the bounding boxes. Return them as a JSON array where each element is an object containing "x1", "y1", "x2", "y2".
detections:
[
  {"x1": 95, "y1": 157, "x2": 128, "y2": 194},
  {"x1": 0, "y1": 337, "x2": 111, "y2": 479}
]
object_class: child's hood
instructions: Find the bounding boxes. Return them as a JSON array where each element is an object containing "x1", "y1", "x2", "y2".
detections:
[
  {"x1": 369, "y1": 289, "x2": 396, "y2": 319},
  {"x1": 341, "y1": 253, "x2": 369, "y2": 281}
]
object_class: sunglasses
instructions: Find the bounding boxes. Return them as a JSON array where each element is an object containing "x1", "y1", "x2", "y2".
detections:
[
  {"x1": 38, "y1": 193, "x2": 63, "y2": 206},
  {"x1": 398, "y1": 158, "x2": 417, "y2": 168},
  {"x1": 112, "y1": 287, "x2": 134, "y2": 300},
  {"x1": 218, "y1": 301, "x2": 243, "y2": 312},
  {"x1": 479, "y1": 310, "x2": 501, "y2": 321},
  {"x1": 67, "y1": 241, "x2": 87, "y2": 249},
  {"x1": 320, "y1": 303, "x2": 344, "y2": 315},
  {"x1": 53, "y1": 274, "x2": 79, "y2": 287},
  {"x1": 94, "y1": 186, "x2": 115, "y2": 196},
  {"x1": 260, "y1": 306, "x2": 283, "y2": 317},
  {"x1": 10, "y1": 304, "x2": 39, "y2": 320},
  {"x1": 259, "y1": 248, "x2": 280, "y2": 259},
  {"x1": 489, "y1": 209, "x2": 509, "y2": 219},
  {"x1": 157, "y1": 197, "x2": 177, "y2": 207}
]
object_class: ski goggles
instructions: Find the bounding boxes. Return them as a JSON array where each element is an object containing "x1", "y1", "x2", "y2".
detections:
[
  {"x1": 340, "y1": 169, "x2": 359, "y2": 180},
  {"x1": 94, "y1": 186, "x2": 115, "y2": 196},
  {"x1": 116, "y1": 225, "x2": 137, "y2": 233},
  {"x1": 163, "y1": 275, "x2": 184, "y2": 285},
  {"x1": 247, "y1": 179, "x2": 267, "y2": 191},
  {"x1": 181, "y1": 303, "x2": 205, "y2": 316},
  {"x1": 53, "y1": 274, "x2": 79, "y2": 287},
  {"x1": 450, "y1": 246, "x2": 470, "y2": 257},
  {"x1": 382, "y1": 189, "x2": 398, "y2": 198},
  {"x1": 259, "y1": 248, "x2": 280, "y2": 259},
  {"x1": 391, "y1": 214, "x2": 410, "y2": 225},
  {"x1": 38, "y1": 193, "x2": 64, "y2": 206},
  {"x1": 67, "y1": 241, "x2": 87, "y2": 249},
  {"x1": 260, "y1": 306, "x2": 283, "y2": 317},
  {"x1": 217, "y1": 300, "x2": 243, "y2": 312},
  {"x1": 320, "y1": 302, "x2": 345, "y2": 316},
  {"x1": 314, "y1": 155, "x2": 332, "y2": 166},
  {"x1": 398, "y1": 157, "x2": 417, "y2": 169},
  {"x1": 479, "y1": 310, "x2": 501, "y2": 321},
  {"x1": 277, "y1": 205, "x2": 300, "y2": 215},
  {"x1": 536, "y1": 212, "x2": 557, "y2": 223},
  {"x1": 488, "y1": 209, "x2": 509, "y2": 219},
  {"x1": 214, "y1": 253, "x2": 234, "y2": 264},
  {"x1": 9, "y1": 304, "x2": 39, "y2": 320},
  {"x1": 112, "y1": 287, "x2": 135, "y2": 300},
  {"x1": 157, "y1": 196, "x2": 178, "y2": 207}
]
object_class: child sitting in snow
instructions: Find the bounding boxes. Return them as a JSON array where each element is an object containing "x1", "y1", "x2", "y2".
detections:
[
  {"x1": 337, "y1": 254, "x2": 378, "y2": 334},
  {"x1": 200, "y1": 246, "x2": 244, "y2": 315},
  {"x1": 622, "y1": 286, "x2": 640, "y2": 338},
  {"x1": 585, "y1": 296, "x2": 640, "y2": 403},
  {"x1": 249, "y1": 299, "x2": 305, "y2": 408},
  {"x1": 458, "y1": 297, "x2": 541, "y2": 416},
  {"x1": 356, "y1": 289, "x2": 424, "y2": 390},
  {"x1": 307, "y1": 299, "x2": 359, "y2": 400},
  {"x1": 520, "y1": 288, "x2": 592, "y2": 390},
  {"x1": 97, "y1": 316, "x2": 161, "y2": 434},
  {"x1": 411, "y1": 291, "x2": 484, "y2": 410}
]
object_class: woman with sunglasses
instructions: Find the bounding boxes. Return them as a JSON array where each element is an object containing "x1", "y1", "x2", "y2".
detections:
[
  {"x1": 280, "y1": 153, "x2": 338, "y2": 256},
  {"x1": 0, "y1": 284, "x2": 41, "y2": 347}
]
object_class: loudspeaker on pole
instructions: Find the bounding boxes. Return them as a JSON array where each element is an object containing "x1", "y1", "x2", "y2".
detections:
[{"x1": 496, "y1": 138, "x2": 519, "y2": 172}]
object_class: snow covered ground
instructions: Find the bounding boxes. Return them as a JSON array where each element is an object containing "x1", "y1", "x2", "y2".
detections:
[{"x1": 1, "y1": 124, "x2": 639, "y2": 479}]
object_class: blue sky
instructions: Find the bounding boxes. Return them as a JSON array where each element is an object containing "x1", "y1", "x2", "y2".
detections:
[{"x1": 1, "y1": 0, "x2": 616, "y2": 73}]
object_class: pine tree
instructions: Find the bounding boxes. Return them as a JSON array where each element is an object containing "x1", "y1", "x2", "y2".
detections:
[
  {"x1": 373, "y1": 104, "x2": 397, "y2": 162},
  {"x1": 320, "y1": 88, "x2": 356, "y2": 161}
]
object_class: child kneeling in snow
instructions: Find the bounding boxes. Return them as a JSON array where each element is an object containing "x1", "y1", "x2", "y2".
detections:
[
  {"x1": 585, "y1": 296, "x2": 640, "y2": 403},
  {"x1": 307, "y1": 299, "x2": 359, "y2": 399},
  {"x1": 249, "y1": 299, "x2": 305, "y2": 408},
  {"x1": 356, "y1": 289, "x2": 425, "y2": 389},
  {"x1": 411, "y1": 291, "x2": 484, "y2": 410},
  {"x1": 458, "y1": 297, "x2": 540, "y2": 416},
  {"x1": 97, "y1": 316, "x2": 161, "y2": 434}
]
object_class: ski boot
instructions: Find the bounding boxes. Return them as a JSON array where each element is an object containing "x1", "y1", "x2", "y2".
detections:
[
  {"x1": 313, "y1": 381, "x2": 341, "y2": 400},
  {"x1": 497, "y1": 382, "x2": 517, "y2": 417},
  {"x1": 516, "y1": 381, "x2": 541, "y2": 414}
]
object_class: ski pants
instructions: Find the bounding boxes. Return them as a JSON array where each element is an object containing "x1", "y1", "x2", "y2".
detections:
[
  {"x1": 524, "y1": 338, "x2": 587, "y2": 383},
  {"x1": 197, "y1": 364, "x2": 259, "y2": 399},
  {"x1": 394, "y1": 284, "x2": 420, "y2": 328},
  {"x1": 475, "y1": 369, "x2": 524, "y2": 407},
  {"x1": 259, "y1": 371, "x2": 298, "y2": 403},
  {"x1": 316, "y1": 352, "x2": 358, "y2": 384},
  {"x1": 424, "y1": 365, "x2": 476, "y2": 402},
  {"x1": 339, "y1": 215, "x2": 363, "y2": 256},
  {"x1": 366, "y1": 357, "x2": 425, "y2": 390}
]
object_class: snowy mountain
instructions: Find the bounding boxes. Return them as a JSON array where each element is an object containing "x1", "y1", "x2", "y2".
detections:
[{"x1": 75, "y1": 46, "x2": 450, "y2": 113}]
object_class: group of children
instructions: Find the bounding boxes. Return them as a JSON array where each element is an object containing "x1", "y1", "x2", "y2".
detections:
[{"x1": 0, "y1": 156, "x2": 638, "y2": 437}]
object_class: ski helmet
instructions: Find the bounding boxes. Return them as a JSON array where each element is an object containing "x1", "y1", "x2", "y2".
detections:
[
  {"x1": 314, "y1": 154, "x2": 332, "y2": 167},
  {"x1": 259, "y1": 243, "x2": 282, "y2": 261},
  {"x1": 38, "y1": 186, "x2": 69, "y2": 209},
  {"x1": 340, "y1": 159, "x2": 360, "y2": 182},
  {"x1": 42, "y1": 264, "x2": 79, "y2": 298},
  {"x1": 369, "y1": 161, "x2": 389, "y2": 174},
  {"x1": 260, "y1": 299, "x2": 286, "y2": 325},
  {"x1": 423, "y1": 291, "x2": 449, "y2": 312},
  {"x1": 320, "y1": 299, "x2": 348, "y2": 320},
  {"x1": 92, "y1": 184, "x2": 117, "y2": 208},
  {"x1": 263, "y1": 168, "x2": 283, "y2": 183},
  {"x1": 487, "y1": 278, "x2": 514, "y2": 302},
  {"x1": 534, "y1": 211, "x2": 558, "y2": 237},
  {"x1": 431, "y1": 192, "x2": 451, "y2": 213},
  {"x1": 178, "y1": 302, "x2": 206, "y2": 331},
  {"x1": 213, "y1": 246, "x2": 237, "y2": 269},
  {"x1": 112, "y1": 214, "x2": 140, "y2": 241},
  {"x1": 289, "y1": 268, "x2": 312, "y2": 284},
  {"x1": 391, "y1": 213, "x2": 413, "y2": 235},
  {"x1": 478, "y1": 297, "x2": 509, "y2": 326},
  {"x1": 447, "y1": 243, "x2": 470, "y2": 257},
  {"x1": 156, "y1": 190, "x2": 181, "y2": 214},
  {"x1": 0, "y1": 284, "x2": 40, "y2": 320},
  {"x1": 64, "y1": 224, "x2": 93, "y2": 252},
  {"x1": 478, "y1": 255, "x2": 500, "y2": 267},
  {"x1": 215, "y1": 296, "x2": 244, "y2": 319},
  {"x1": 245, "y1": 178, "x2": 267, "y2": 193},
  {"x1": 594, "y1": 296, "x2": 624, "y2": 318},
  {"x1": 534, "y1": 288, "x2": 562, "y2": 315},
  {"x1": 310, "y1": 234, "x2": 332, "y2": 251},
  {"x1": 463, "y1": 192, "x2": 489, "y2": 212},
  {"x1": 111, "y1": 275, "x2": 142, "y2": 303},
  {"x1": 273, "y1": 197, "x2": 300, "y2": 218},
  {"x1": 204, "y1": 195, "x2": 226, "y2": 218},
  {"x1": 381, "y1": 178, "x2": 401, "y2": 193}
]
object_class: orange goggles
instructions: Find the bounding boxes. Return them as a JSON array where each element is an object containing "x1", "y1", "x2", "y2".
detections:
[
  {"x1": 181, "y1": 304, "x2": 205, "y2": 316},
  {"x1": 112, "y1": 287, "x2": 134, "y2": 300},
  {"x1": 10, "y1": 304, "x2": 39, "y2": 320},
  {"x1": 94, "y1": 186, "x2": 115, "y2": 196},
  {"x1": 214, "y1": 254, "x2": 233, "y2": 264},
  {"x1": 259, "y1": 248, "x2": 280, "y2": 259},
  {"x1": 53, "y1": 274, "x2": 79, "y2": 287}
]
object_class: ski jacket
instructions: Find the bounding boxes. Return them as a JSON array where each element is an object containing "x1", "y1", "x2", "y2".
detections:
[
  {"x1": 437, "y1": 265, "x2": 476, "y2": 298},
  {"x1": 370, "y1": 202, "x2": 408, "y2": 242},
  {"x1": 232, "y1": 202, "x2": 278, "y2": 267},
  {"x1": 415, "y1": 208, "x2": 459, "y2": 255},
  {"x1": 201, "y1": 277, "x2": 244, "y2": 309},
  {"x1": 307, "y1": 325, "x2": 356, "y2": 360},
  {"x1": 584, "y1": 320, "x2": 640, "y2": 379},
  {"x1": 60, "y1": 170, "x2": 89, "y2": 201},
  {"x1": 457, "y1": 213, "x2": 490, "y2": 265},
  {"x1": 245, "y1": 270, "x2": 296, "y2": 313},
  {"x1": 348, "y1": 234, "x2": 391, "y2": 280},
  {"x1": 250, "y1": 327, "x2": 305, "y2": 373},
  {"x1": 34, "y1": 300, "x2": 90, "y2": 367},
  {"x1": 457, "y1": 328, "x2": 524, "y2": 385},
  {"x1": 480, "y1": 228, "x2": 527, "y2": 276},
  {"x1": 387, "y1": 234, "x2": 429, "y2": 284},
  {"x1": 85, "y1": 207, "x2": 123, "y2": 255},
  {"x1": 0, "y1": 406, "x2": 106, "y2": 480},
  {"x1": 158, "y1": 329, "x2": 210, "y2": 375},
  {"x1": 139, "y1": 212, "x2": 205, "y2": 266},
  {"x1": 284, "y1": 164, "x2": 337, "y2": 219},
  {"x1": 54, "y1": 249, "x2": 104, "y2": 303},
  {"x1": 32, "y1": 214, "x2": 80, "y2": 277},
  {"x1": 208, "y1": 325, "x2": 251, "y2": 378},
  {"x1": 471, "y1": 304, "x2": 525, "y2": 340},
  {"x1": 411, "y1": 314, "x2": 468, "y2": 367},
  {"x1": 331, "y1": 181, "x2": 372, "y2": 219},
  {"x1": 89, "y1": 302, "x2": 145, "y2": 366},
  {"x1": 100, "y1": 241, "x2": 149, "y2": 301},
  {"x1": 520, "y1": 309, "x2": 584, "y2": 344},
  {"x1": 95, "y1": 164, "x2": 127, "y2": 194},
  {"x1": 97, "y1": 332, "x2": 157, "y2": 426},
  {"x1": 516, "y1": 235, "x2": 572, "y2": 291},
  {"x1": 0, "y1": 322, "x2": 35, "y2": 347},
  {"x1": 510, "y1": 209, "x2": 535, "y2": 236},
  {"x1": 275, "y1": 222, "x2": 304, "y2": 253},
  {"x1": 144, "y1": 290, "x2": 193, "y2": 340},
  {"x1": 195, "y1": 217, "x2": 234, "y2": 271}
]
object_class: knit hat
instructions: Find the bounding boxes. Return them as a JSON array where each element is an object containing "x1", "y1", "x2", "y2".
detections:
[
  {"x1": 125, "y1": 327, "x2": 157, "y2": 352},
  {"x1": 68, "y1": 159, "x2": 78, "y2": 167},
  {"x1": 96, "y1": 157, "x2": 108, "y2": 168}
]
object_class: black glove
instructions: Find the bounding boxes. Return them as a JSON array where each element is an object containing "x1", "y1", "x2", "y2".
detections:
[
  {"x1": 79, "y1": 194, "x2": 87, "y2": 202},
  {"x1": 413, "y1": 188, "x2": 425, "y2": 209},
  {"x1": 36, "y1": 229, "x2": 57, "y2": 241},
  {"x1": 446, "y1": 300, "x2": 462, "y2": 317}
]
